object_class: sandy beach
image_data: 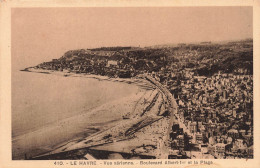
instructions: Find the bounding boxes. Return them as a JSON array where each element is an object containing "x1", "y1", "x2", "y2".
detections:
[
  {"x1": 30, "y1": 72, "x2": 175, "y2": 160},
  {"x1": 12, "y1": 69, "x2": 153, "y2": 159},
  {"x1": 12, "y1": 68, "x2": 176, "y2": 160}
]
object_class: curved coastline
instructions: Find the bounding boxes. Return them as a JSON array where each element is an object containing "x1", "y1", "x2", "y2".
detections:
[
  {"x1": 13, "y1": 69, "x2": 157, "y2": 160},
  {"x1": 28, "y1": 72, "x2": 179, "y2": 160},
  {"x1": 22, "y1": 67, "x2": 146, "y2": 85}
]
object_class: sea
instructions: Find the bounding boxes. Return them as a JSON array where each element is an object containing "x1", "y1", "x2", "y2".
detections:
[
  {"x1": 12, "y1": 71, "x2": 140, "y2": 137},
  {"x1": 12, "y1": 71, "x2": 141, "y2": 159}
]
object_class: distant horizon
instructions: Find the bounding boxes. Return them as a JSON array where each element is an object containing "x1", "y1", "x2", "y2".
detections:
[
  {"x1": 17, "y1": 38, "x2": 252, "y2": 71},
  {"x1": 16, "y1": 37, "x2": 253, "y2": 70},
  {"x1": 86, "y1": 37, "x2": 253, "y2": 49},
  {"x1": 12, "y1": 7, "x2": 252, "y2": 70},
  {"x1": 56, "y1": 38, "x2": 252, "y2": 52}
]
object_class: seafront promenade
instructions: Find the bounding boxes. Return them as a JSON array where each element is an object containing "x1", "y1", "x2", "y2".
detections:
[
  {"x1": 27, "y1": 73, "x2": 179, "y2": 160},
  {"x1": 140, "y1": 74, "x2": 195, "y2": 157},
  {"x1": 139, "y1": 74, "x2": 178, "y2": 159}
]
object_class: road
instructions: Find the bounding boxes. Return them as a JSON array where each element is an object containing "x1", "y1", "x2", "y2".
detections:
[{"x1": 138, "y1": 74, "x2": 178, "y2": 159}]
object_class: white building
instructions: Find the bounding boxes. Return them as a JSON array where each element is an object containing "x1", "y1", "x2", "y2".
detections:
[{"x1": 107, "y1": 60, "x2": 118, "y2": 67}]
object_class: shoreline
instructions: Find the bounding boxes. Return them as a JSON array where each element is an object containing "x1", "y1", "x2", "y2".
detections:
[
  {"x1": 15, "y1": 67, "x2": 178, "y2": 160},
  {"x1": 12, "y1": 86, "x2": 150, "y2": 160},
  {"x1": 13, "y1": 69, "x2": 155, "y2": 160},
  {"x1": 31, "y1": 73, "x2": 178, "y2": 160},
  {"x1": 22, "y1": 67, "x2": 143, "y2": 84},
  {"x1": 21, "y1": 67, "x2": 156, "y2": 91}
]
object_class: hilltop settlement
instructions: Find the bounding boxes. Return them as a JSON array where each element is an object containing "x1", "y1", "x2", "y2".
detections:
[{"x1": 25, "y1": 39, "x2": 253, "y2": 159}]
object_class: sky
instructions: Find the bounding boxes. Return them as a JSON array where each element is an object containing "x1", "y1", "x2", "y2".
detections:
[{"x1": 11, "y1": 7, "x2": 253, "y2": 70}]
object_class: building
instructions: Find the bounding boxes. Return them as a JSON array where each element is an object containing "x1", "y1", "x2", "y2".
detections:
[{"x1": 107, "y1": 60, "x2": 118, "y2": 67}]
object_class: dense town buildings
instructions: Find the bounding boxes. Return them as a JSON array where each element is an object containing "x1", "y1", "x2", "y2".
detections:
[{"x1": 29, "y1": 39, "x2": 253, "y2": 159}]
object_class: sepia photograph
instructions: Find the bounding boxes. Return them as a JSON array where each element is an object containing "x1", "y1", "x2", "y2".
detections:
[
  {"x1": 10, "y1": 6, "x2": 254, "y2": 160},
  {"x1": 1, "y1": 1, "x2": 260, "y2": 168}
]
